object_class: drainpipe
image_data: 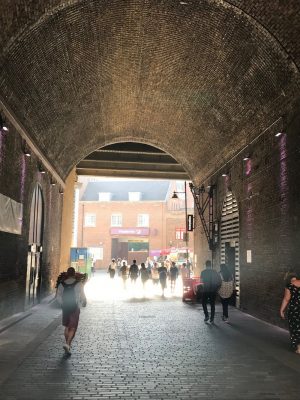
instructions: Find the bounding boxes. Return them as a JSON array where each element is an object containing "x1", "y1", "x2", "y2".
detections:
[{"x1": 81, "y1": 203, "x2": 85, "y2": 247}]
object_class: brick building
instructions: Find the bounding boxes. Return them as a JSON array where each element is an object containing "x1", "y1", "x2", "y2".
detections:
[{"x1": 76, "y1": 179, "x2": 194, "y2": 268}]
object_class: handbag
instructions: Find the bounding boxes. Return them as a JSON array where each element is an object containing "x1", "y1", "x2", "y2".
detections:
[{"x1": 218, "y1": 279, "x2": 234, "y2": 299}]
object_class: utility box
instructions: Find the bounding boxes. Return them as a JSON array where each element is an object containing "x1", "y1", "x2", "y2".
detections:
[{"x1": 70, "y1": 247, "x2": 92, "y2": 276}]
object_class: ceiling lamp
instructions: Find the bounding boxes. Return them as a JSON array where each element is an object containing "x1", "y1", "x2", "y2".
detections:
[
  {"x1": 38, "y1": 164, "x2": 46, "y2": 174},
  {"x1": 0, "y1": 113, "x2": 8, "y2": 132}
]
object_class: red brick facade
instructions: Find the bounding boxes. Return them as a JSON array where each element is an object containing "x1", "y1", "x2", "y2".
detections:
[{"x1": 77, "y1": 182, "x2": 194, "y2": 268}]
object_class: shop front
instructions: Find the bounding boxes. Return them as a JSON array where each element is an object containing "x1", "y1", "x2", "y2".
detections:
[{"x1": 110, "y1": 227, "x2": 150, "y2": 265}]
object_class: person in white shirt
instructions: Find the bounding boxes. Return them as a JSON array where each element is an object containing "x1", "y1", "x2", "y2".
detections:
[
  {"x1": 108, "y1": 258, "x2": 117, "y2": 278},
  {"x1": 56, "y1": 267, "x2": 86, "y2": 355}
]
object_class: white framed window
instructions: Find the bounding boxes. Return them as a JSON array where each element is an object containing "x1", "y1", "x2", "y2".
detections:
[
  {"x1": 98, "y1": 192, "x2": 111, "y2": 201},
  {"x1": 89, "y1": 247, "x2": 103, "y2": 260},
  {"x1": 111, "y1": 214, "x2": 122, "y2": 227},
  {"x1": 84, "y1": 213, "x2": 96, "y2": 227},
  {"x1": 175, "y1": 228, "x2": 185, "y2": 240},
  {"x1": 128, "y1": 192, "x2": 141, "y2": 201},
  {"x1": 137, "y1": 214, "x2": 149, "y2": 227}
]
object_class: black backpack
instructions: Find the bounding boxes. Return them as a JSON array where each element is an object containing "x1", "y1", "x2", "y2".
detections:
[
  {"x1": 62, "y1": 281, "x2": 78, "y2": 313},
  {"x1": 130, "y1": 264, "x2": 139, "y2": 276}
]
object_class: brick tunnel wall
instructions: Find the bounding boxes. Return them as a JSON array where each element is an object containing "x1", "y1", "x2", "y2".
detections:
[
  {"x1": 201, "y1": 108, "x2": 300, "y2": 327},
  {"x1": 0, "y1": 124, "x2": 63, "y2": 321}
]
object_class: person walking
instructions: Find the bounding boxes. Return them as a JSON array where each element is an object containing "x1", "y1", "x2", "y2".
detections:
[
  {"x1": 181, "y1": 263, "x2": 190, "y2": 279},
  {"x1": 200, "y1": 260, "x2": 221, "y2": 323},
  {"x1": 151, "y1": 262, "x2": 160, "y2": 285},
  {"x1": 129, "y1": 259, "x2": 139, "y2": 283},
  {"x1": 140, "y1": 262, "x2": 150, "y2": 290},
  {"x1": 146, "y1": 257, "x2": 152, "y2": 274},
  {"x1": 56, "y1": 267, "x2": 86, "y2": 355},
  {"x1": 158, "y1": 262, "x2": 168, "y2": 297},
  {"x1": 116, "y1": 258, "x2": 122, "y2": 274},
  {"x1": 108, "y1": 258, "x2": 117, "y2": 279},
  {"x1": 280, "y1": 272, "x2": 300, "y2": 353},
  {"x1": 218, "y1": 263, "x2": 234, "y2": 322},
  {"x1": 187, "y1": 260, "x2": 193, "y2": 277},
  {"x1": 119, "y1": 261, "x2": 128, "y2": 289},
  {"x1": 169, "y1": 261, "x2": 179, "y2": 292}
]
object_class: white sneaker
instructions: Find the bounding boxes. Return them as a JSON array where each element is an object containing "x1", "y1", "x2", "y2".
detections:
[{"x1": 63, "y1": 344, "x2": 71, "y2": 354}]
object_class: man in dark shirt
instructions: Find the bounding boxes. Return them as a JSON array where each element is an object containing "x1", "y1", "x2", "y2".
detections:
[
  {"x1": 200, "y1": 260, "x2": 221, "y2": 323},
  {"x1": 169, "y1": 261, "x2": 179, "y2": 292},
  {"x1": 129, "y1": 260, "x2": 139, "y2": 283},
  {"x1": 158, "y1": 263, "x2": 168, "y2": 297}
]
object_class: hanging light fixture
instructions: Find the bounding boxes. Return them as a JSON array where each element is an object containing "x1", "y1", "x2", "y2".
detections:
[
  {"x1": 38, "y1": 163, "x2": 46, "y2": 174},
  {"x1": 23, "y1": 141, "x2": 31, "y2": 157},
  {"x1": 0, "y1": 113, "x2": 8, "y2": 132}
]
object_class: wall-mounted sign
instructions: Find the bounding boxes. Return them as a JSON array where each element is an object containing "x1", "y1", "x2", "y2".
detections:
[
  {"x1": 110, "y1": 227, "x2": 150, "y2": 236},
  {"x1": 247, "y1": 250, "x2": 252, "y2": 263},
  {"x1": 187, "y1": 215, "x2": 194, "y2": 231},
  {"x1": 0, "y1": 193, "x2": 23, "y2": 235}
]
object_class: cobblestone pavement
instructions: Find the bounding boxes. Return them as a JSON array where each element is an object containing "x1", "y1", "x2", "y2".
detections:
[{"x1": 1, "y1": 273, "x2": 300, "y2": 400}]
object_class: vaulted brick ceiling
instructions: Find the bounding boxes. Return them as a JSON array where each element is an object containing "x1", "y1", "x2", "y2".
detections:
[{"x1": 0, "y1": 0, "x2": 299, "y2": 184}]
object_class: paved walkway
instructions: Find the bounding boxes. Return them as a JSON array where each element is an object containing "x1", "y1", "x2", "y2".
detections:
[{"x1": 0, "y1": 272, "x2": 300, "y2": 400}]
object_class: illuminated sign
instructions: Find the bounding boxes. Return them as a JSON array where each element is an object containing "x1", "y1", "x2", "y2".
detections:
[
  {"x1": 187, "y1": 215, "x2": 194, "y2": 231},
  {"x1": 110, "y1": 227, "x2": 149, "y2": 236}
]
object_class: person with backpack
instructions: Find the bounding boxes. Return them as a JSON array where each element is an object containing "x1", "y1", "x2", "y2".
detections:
[
  {"x1": 200, "y1": 260, "x2": 221, "y2": 323},
  {"x1": 56, "y1": 267, "x2": 86, "y2": 355},
  {"x1": 218, "y1": 263, "x2": 234, "y2": 322},
  {"x1": 108, "y1": 258, "x2": 117, "y2": 279},
  {"x1": 169, "y1": 261, "x2": 179, "y2": 293},
  {"x1": 140, "y1": 262, "x2": 150, "y2": 290},
  {"x1": 158, "y1": 262, "x2": 168, "y2": 297},
  {"x1": 129, "y1": 259, "x2": 139, "y2": 283}
]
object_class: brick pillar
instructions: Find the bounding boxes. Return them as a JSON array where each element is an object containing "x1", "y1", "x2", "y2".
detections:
[{"x1": 59, "y1": 168, "x2": 76, "y2": 272}]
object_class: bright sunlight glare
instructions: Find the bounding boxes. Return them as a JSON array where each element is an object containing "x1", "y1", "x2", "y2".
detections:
[{"x1": 84, "y1": 271, "x2": 184, "y2": 301}]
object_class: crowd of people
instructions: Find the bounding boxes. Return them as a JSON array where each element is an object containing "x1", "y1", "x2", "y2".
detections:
[
  {"x1": 107, "y1": 257, "x2": 191, "y2": 296},
  {"x1": 56, "y1": 260, "x2": 300, "y2": 356}
]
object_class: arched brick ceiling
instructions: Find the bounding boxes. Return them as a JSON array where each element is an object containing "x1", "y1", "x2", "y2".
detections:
[{"x1": 0, "y1": 0, "x2": 300, "y2": 184}]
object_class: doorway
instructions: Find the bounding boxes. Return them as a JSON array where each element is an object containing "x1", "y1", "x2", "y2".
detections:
[{"x1": 26, "y1": 185, "x2": 44, "y2": 306}]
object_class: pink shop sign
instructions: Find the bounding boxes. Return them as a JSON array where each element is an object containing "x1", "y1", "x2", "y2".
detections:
[{"x1": 110, "y1": 227, "x2": 150, "y2": 236}]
